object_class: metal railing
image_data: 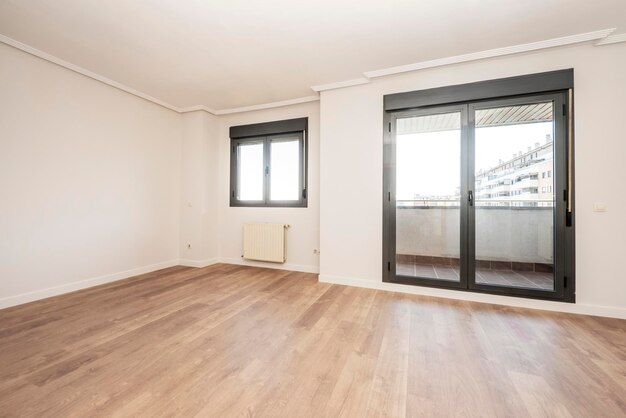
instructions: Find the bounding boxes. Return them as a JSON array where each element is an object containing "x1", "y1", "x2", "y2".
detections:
[{"x1": 397, "y1": 198, "x2": 554, "y2": 208}]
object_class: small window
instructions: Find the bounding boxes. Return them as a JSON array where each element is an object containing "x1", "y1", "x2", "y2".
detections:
[
  {"x1": 230, "y1": 118, "x2": 307, "y2": 207},
  {"x1": 547, "y1": 170, "x2": 552, "y2": 178}
]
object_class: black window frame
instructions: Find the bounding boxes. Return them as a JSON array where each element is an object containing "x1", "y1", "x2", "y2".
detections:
[
  {"x1": 382, "y1": 69, "x2": 576, "y2": 303},
  {"x1": 229, "y1": 118, "x2": 308, "y2": 208}
]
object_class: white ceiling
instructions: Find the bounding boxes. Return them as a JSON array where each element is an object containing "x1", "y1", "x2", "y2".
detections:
[{"x1": 1, "y1": 0, "x2": 625, "y2": 111}]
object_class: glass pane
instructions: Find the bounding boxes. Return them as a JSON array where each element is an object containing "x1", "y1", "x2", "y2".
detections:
[
  {"x1": 270, "y1": 139, "x2": 300, "y2": 201},
  {"x1": 474, "y1": 101, "x2": 555, "y2": 291},
  {"x1": 237, "y1": 142, "x2": 264, "y2": 201},
  {"x1": 396, "y1": 112, "x2": 461, "y2": 282}
]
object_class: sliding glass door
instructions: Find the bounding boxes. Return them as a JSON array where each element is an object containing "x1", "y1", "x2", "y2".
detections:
[
  {"x1": 390, "y1": 106, "x2": 468, "y2": 289},
  {"x1": 468, "y1": 95, "x2": 567, "y2": 299},
  {"x1": 384, "y1": 92, "x2": 569, "y2": 301}
]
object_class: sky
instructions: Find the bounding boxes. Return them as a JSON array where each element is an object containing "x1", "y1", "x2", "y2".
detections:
[{"x1": 396, "y1": 119, "x2": 553, "y2": 200}]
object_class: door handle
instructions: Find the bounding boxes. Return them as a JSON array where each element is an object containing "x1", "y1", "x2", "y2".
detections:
[{"x1": 468, "y1": 190, "x2": 474, "y2": 206}]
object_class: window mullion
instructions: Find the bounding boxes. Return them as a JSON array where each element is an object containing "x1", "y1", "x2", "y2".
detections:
[
  {"x1": 300, "y1": 132, "x2": 306, "y2": 205},
  {"x1": 264, "y1": 136, "x2": 270, "y2": 205}
]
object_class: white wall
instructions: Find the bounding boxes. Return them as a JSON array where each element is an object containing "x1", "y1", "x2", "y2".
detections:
[
  {"x1": 179, "y1": 111, "x2": 220, "y2": 266},
  {"x1": 0, "y1": 43, "x2": 182, "y2": 307},
  {"x1": 3, "y1": 36, "x2": 624, "y2": 318},
  {"x1": 216, "y1": 102, "x2": 320, "y2": 273},
  {"x1": 320, "y1": 42, "x2": 626, "y2": 318},
  {"x1": 0, "y1": 41, "x2": 320, "y2": 309}
]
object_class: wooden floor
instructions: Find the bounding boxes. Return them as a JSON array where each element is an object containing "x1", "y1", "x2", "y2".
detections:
[{"x1": 1, "y1": 264, "x2": 625, "y2": 417}]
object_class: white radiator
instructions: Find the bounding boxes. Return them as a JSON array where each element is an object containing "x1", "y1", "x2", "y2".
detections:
[{"x1": 242, "y1": 222, "x2": 289, "y2": 263}]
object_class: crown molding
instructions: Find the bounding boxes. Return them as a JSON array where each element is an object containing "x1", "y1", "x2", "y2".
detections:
[
  {"x1": 0, "y1": 33, "x2": 320, "y2": 116},
  {"x1": 595, "y1": 32, "x2": 626, "y2": 46},
  {"x1": 2, "y1": 28, "x2": 621, "y2": 114},
  {"x1": 0, "y1": 33, "x2": 185, "y2": 113},
  {"x1": 213, "y1": 95, "x2": 319, "y2": 115},
  {"x1": 311, "y1": 78, "x2": 370, "y2": 92},
  {"x1": 178, "y1": 104, "x2": 217, "y2": 114},
  {"x1": 310, "y1": 28, "x2": 617, "y2": 93},
  {"x1": 363, "y1": 28, "x2": 615, "y2": 79}
]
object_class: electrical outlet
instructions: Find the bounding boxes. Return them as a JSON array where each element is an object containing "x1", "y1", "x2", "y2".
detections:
[
  {"x1": 593, "y1": 202, "x2": 607, "y2": 212},
  {"x1": 313, "y1": 248, "x2": 320, "y2": 254}
]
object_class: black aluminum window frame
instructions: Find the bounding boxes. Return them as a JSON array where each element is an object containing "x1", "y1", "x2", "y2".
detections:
[
  {"x1": 229, "y1": 118, "x2": 308, "y2": 208},
  {"x1": 382, "y1": 69, "x2": 576, "y2": 303}
]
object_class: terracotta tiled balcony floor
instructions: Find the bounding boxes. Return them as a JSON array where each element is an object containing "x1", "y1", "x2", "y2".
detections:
[{"x1": 397, "y1": 262, "x2": 554, "y2": 290}]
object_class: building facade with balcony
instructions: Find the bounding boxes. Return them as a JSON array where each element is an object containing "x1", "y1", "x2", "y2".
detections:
[{"x1": 475, "y1": 135, "x2": 554, "y2": 207}]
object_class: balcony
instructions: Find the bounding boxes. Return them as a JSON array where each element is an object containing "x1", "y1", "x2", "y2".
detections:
[
  {"x1": 514, "y1": 177, "x2": 539, "y2": 188},
  {"x1": 396, "y1": 199, "x2": 554, "y2": 290}
]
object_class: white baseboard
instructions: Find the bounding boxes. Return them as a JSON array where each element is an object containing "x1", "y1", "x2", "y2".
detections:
[
  {"x1": 319, "y1": 274, "x2": 626, "y2": 320},
  {"x1": 178, "y1": 258, "x2": 220, "y2": 268},
  {"x1": 219, "y1": 257, "x2": 319, "y2": 274},
  {"x1": 0, "y1": 256, "x2": 319, "y2": 310},
  {"x1": 0, "y1": 259, "x2": 179, "y2": 310}
]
